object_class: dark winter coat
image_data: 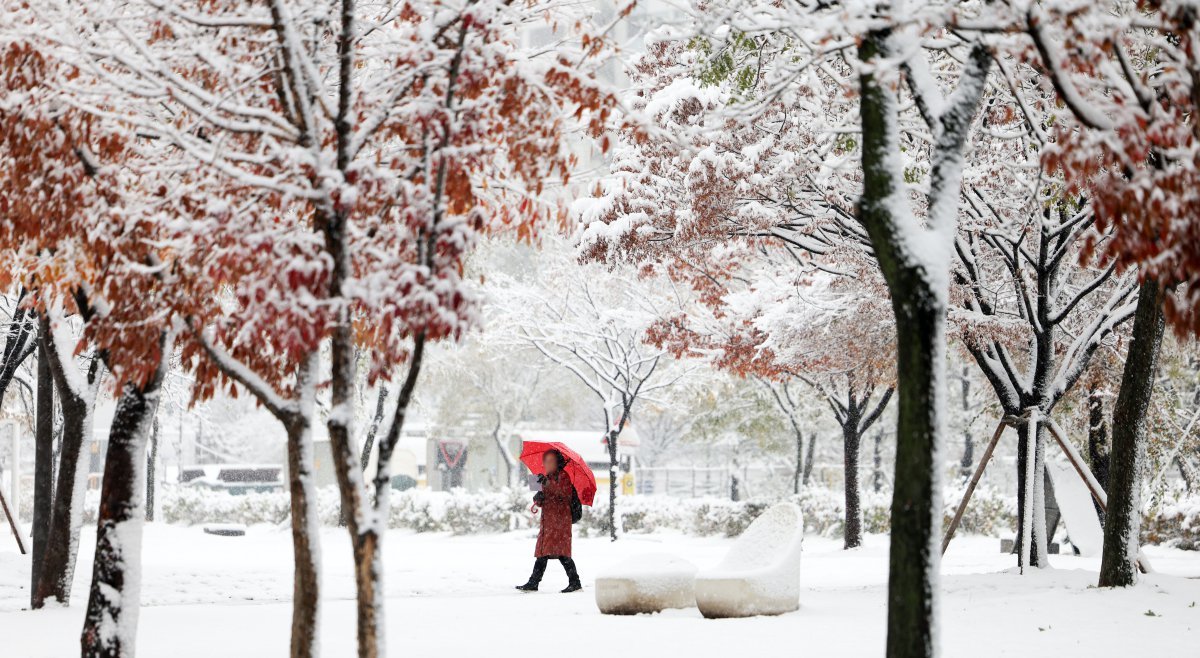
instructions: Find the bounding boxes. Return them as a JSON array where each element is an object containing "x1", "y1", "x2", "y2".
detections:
[{"x1": 534, "y1": 471, "x2": 574, "y2": 558}]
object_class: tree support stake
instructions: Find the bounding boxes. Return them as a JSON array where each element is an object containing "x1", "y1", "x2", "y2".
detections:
[{"x1": 942, "y1": 419, "x2": 1008, "y2": 555}]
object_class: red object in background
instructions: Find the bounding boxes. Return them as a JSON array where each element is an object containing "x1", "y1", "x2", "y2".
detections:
[{"x1": 519, "y1": 441, "x2": 597, "y2": 506}]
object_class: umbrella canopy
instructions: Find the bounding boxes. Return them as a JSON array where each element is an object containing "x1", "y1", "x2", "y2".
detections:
[{"x1": 519, "y1": 441, "x2": 598, "y2": 506}]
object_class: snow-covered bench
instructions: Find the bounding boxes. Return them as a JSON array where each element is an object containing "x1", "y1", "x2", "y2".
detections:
[
  {"x1": 694, "y1": 502, "x2": 804, "y2": 618},
  {"x1": 595, "y1": 553, "x2": 699, "y2": 615}
]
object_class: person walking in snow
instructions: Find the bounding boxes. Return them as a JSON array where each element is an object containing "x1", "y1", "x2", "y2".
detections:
[{"x1": 515, "y1": 449, "x2": 582, "y2": 593}]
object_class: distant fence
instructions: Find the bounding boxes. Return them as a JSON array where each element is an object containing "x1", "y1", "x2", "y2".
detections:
[
  {"x1": 635, "y1": 466, "x2": 732, "y2": 498},
  {"x1": 635, "y1": 464, "x2": 848, "y2": 499}
]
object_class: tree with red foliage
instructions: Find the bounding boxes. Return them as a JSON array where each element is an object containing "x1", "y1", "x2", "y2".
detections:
[
  {"x1": 0, "y1": 19, "x2": 178, "y2": 656},
  {"x1": 37, "y1": 2, "x2": 619, "y2": 656},
  {"x1": 1021, "y1": 0, "x2": 1200, "y2": 587}
]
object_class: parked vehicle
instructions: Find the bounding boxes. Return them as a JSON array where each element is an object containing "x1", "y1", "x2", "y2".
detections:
[{"x1": 180, "y1": 464, "x2": 284, "y2": 495}]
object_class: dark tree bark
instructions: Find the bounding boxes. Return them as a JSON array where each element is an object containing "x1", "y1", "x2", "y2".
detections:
[
  {"x1": 328, "y1": 327, "x2": 425, "y2": 658},
  {"x1": 81, "y1": 351, "x2": 169, "y2": 658},
  {"x1": 1099, "y1": 279, "x2": 1166, "y2": 587},
  {"x1": 358, "y1": 384, "x2": 389, "y2": 472},
  {"x1": 879, "y1": 281, "x2": 944, "y2": 658},
  {"x1": 873, "y1": 431, "x2": 884, "y2": 493},
  {"x1": 34, "y1": 317, "x2": 100, "y2": 608},
  {"x1": 803, "y1": 432, "x2": 816, "y2": 486},
  {"x1": 793, "y1": 426, "x2": 804, "y2": 495},
  {"x1": 761, "y1": 378, "x2": 807, "y2": 495},
  {"x1": 1087, "y1": 387, "x2": 1110, "y2": 523},
  {"x1": 815, "y1": 377, "x2": 891, "y2": 550},
  {"x1": 843, "y1": 418, "x2": 863, "y2": 549},
  {"x1": 959, "y1": 367, "x2": 974, "y2": 478},
  {"x1": 145, "y1": 418, "x2": 159, "y2": 522},
  {"x1": 858, "y1": 30, "x2": 989, "y2": 658},
  {"x1": 601, "y1": 400, "x2": 635, "y2": 540},
  {"x1": 836, "y1": 387, "x2": 891, "y2": 549},
  {"x1": 283, "y1": 406, "x2": 320, "y2": 658},
  {"x1": 31, "y1": 329, "x2": 54, "y2": 603}
]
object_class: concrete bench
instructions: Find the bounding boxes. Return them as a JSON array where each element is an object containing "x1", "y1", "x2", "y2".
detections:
[
  {"x1": 595, "y1": 553, "x2": 699, "y2": 615},
  {"x1": 694, "y1": 503, "x2": 804, "y2": 618}
]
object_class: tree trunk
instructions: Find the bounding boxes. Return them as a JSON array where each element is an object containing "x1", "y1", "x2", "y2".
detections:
[
  {"x1": 843, "y1": 418, "x2": 863, "y2": 549},
  {"x1": 803, "y1": 432, "x2": 816, "y2": 485},
  {"x1": 607, "y1": 428, "x2": 619, "y2": 541},
  {"x1": 284, "y1": 412, "x2": 320, "y2": 658},
  {"x1": 880, "y1": 294, "x2": 946, "y2": 658},
  {"x1": 358, "y1": 385, "x2": 389, "y2": 473},
  {"x1": 343, "y1": 384, "x2": 389, "y2": 528},
  {"x1": 197, "y1": 337, "x2": 323, "y2": 657},
  {"x1": 31, "y1": 332, "x2": 54, "y2": 603},
  {"x1": 326, "y1": 327, "x2": 379, "y2": 658},
  {"x1": 859, "y1": 31, "x2": 964, "y2": 657},
  {"x1": 1088, "y1": 388, "x2": 1110, "y2": 524},
  {"x1": 793, "y1": 427, "x2": 804, "y2": 495},
  {"x1": 1099, "y1": 278, "x2": 1166, "y2": 587},
  {"x1": 145, "y1": 419, "x2": 159, "y2": 523},
  {"x1": 81, "y1": 363, "x2": 167, "y2": 658},
  {"x1": 492, "y1": 425, "x2": 517, "y2": 489},
  {"x1": 873, "y1": 432, "x2": 884, "y2": 493},
  {"x1": 959, "y1": 367, "x2": 974, "y2": 478},
  {"x1": 34, "y1": 320, "x2": 96, "y2": 608},
  {"x1": 1014, "y1": 416, "x2": 1049, "y2": 569}
]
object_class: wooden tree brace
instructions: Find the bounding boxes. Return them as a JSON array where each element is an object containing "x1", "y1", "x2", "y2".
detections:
[
  {"x1": 0, "y1": 485, "x2": 25, "y2": 555},
  {"x1": 941, "y1": 419, "x2": 1009, "y2": 555},
  {"x1": 942, "y1": 414, "x2": 1151, "y2": 575}
]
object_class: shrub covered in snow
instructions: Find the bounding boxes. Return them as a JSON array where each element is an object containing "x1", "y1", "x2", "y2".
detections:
[
  {"x1": 578, "y1": 486, "x2": 1014, "y2": 539},
  {"x1": 389, "y1": 488, "x2": 532, "y2": 534},
  {"x1": 1143, "y1": 490, "x2": 1200, "y2": 550},
  {"x1": 59, "y1": 483, "x2": 1197, "y2": 549},
  {"x1": 103, "y1": 485, "x2": 535, "y2": 534}
]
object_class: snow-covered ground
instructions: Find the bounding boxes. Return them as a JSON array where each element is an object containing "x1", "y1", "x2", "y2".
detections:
[{"x1": 1, "y1": 525, "x2": 1197, "y2": 657}]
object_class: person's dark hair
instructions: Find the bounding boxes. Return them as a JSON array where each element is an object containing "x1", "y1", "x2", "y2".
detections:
[{"x1": 546, "y1": 449, "x2": 567, "y2": 470}]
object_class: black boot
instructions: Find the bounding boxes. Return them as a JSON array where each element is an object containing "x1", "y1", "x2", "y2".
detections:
[
  {"x1": 559, "y1": 557, "x2": 582, "y2": 593},
  {"x1": 516, "y1": 557, "x2": 548, "y2": 592}
]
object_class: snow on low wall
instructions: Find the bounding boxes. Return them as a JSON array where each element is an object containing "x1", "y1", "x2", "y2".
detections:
[{"x1": 58, "y1": 483, "x2": 1198, "y2": 548}]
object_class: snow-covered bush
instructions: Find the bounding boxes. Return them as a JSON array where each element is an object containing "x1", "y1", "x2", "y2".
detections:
[
  {"x1": 580, "y1": 485, "x2": 1015, "y2": 539},
  {"x1": 1144, "y1": 490, "x2": 1200, "y2": 550},
  {"x1": 940, "y1": 483, "x2": 1018, "y2": 538},
  {"x1": 392, "y1": 488, "x2": 531, "y2": 534},
  {"x1": 117, "y1": 484, "x2": 534, "y2": 534},
  {"x1": 158, "y1": 486, "x2": 298, "y2": 526},
  {"x1": 59, "y1": 483, "x2": 1197, "y2": 549}
]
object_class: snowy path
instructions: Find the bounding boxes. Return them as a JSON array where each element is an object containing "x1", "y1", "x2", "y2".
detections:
[{"x1": 1, "y1": 525, "x2": 1197, "y2": 657}]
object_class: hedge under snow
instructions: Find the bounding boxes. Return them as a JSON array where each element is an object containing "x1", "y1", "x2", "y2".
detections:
[{"x1": 53, "y1": 483, "x2": 1199, "y2": 549}]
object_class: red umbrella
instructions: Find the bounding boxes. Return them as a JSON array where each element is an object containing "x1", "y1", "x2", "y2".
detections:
[{"x1": 519, "y1": 441, "x2": 597, "y2": 506}]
